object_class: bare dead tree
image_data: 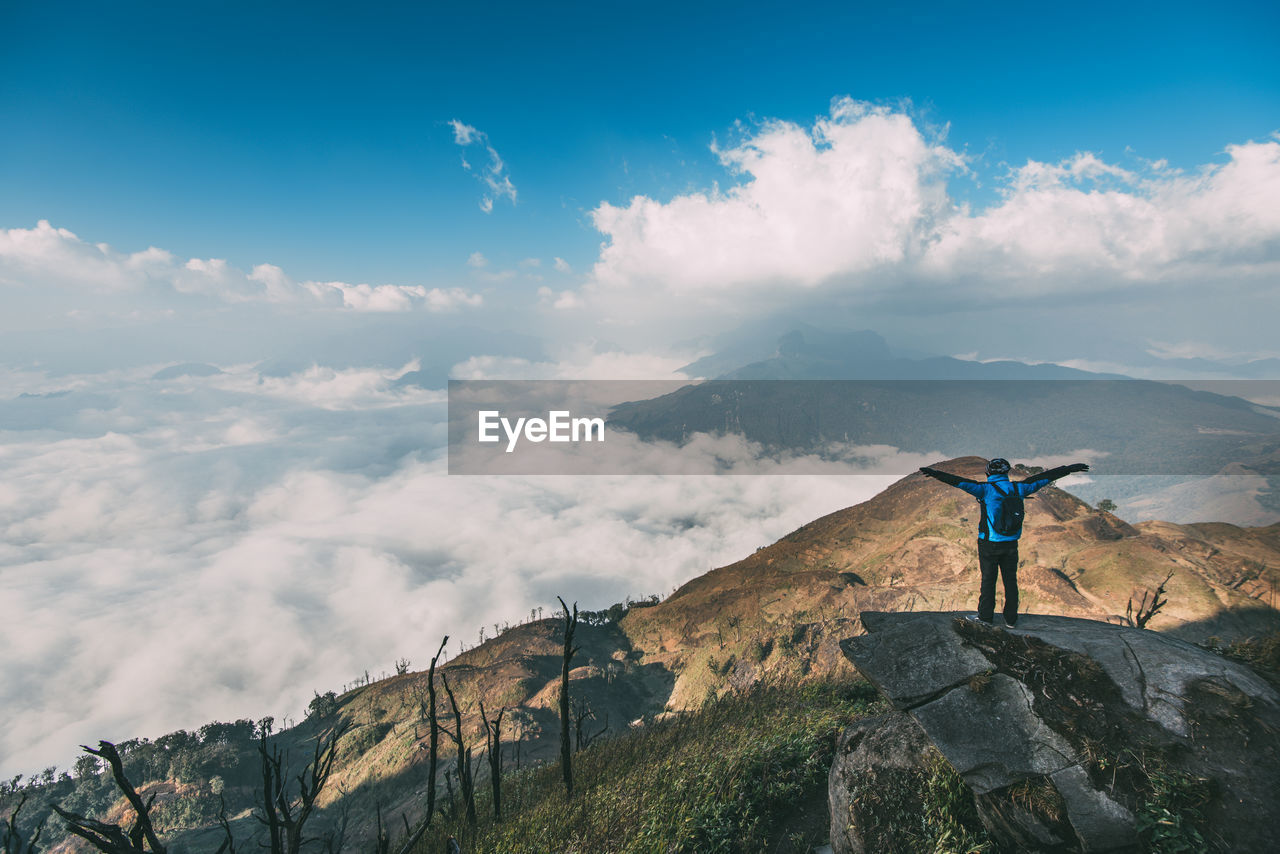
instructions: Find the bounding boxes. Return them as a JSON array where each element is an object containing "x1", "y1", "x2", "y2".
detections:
[
  {"x1": 439, "y1": 671, "x2": 477, "y2": 827},
  {"x1": 590, "y1": 712, "x2": 609, "y2": 750},
  {"x1": 511, "y1": 711, "x2": 525, "y2": 772},
  {"x1": 557, "y1": 595, "x2": 580, "y2": 797},
  {"x1": 1125, "y1": 571, "x2": 1174, "y2": 629},
  {"x1": 318, "y1": 784, "x2": 352, "y2": 854},
  {"x1": 396, "y1": 635, "x2": 449, "y2": 854},
  {"x1": 479, "y1": 699, "x2": 506, "y2": 821},
  {"x1": 255, "y1": 720, "x2": 351, "y2": 854},
  {"x1": 442, "y1": 768, "x2": 456, "y2": 819},
  {"x1": 571, "y1": 697, "x2": 591, "y2": 751},
  {"x1": 373, "y1": 803, "x2": 390, "y2": 854},
  {"x1": 571, "y1": 698, "x2": 609, "y2": 751},
  {"x1": 213, "y1": 794, "x2": 237, "y2": 854},
  {"x1": 52, "y1": 741, "x2": 166, "y2": 853},
  {"x1": 3, "y1": 792, "x2": 45, "y2": 854}
]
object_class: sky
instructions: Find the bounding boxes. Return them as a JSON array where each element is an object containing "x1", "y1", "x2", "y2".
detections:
[{"x1": 1, "y1": 0, "x2": 1279, "y2": 775}]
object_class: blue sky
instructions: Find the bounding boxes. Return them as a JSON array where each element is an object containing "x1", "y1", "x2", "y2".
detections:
[{"x1": 3, "y1": 0, "x2": 1277, "y2": 286}]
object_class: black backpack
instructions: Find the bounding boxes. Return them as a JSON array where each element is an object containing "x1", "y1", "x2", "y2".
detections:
[{"x1": 985, "y1": 481, "x2": 1025, "y2": 537}]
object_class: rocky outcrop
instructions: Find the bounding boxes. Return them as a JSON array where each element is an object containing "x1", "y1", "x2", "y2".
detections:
[
  {"x1": 828, "y1": 712, "x2": 939, "y2": 854},
  {"x1": 830, "y1": 611, "x2": 1280, "y2": 853}
]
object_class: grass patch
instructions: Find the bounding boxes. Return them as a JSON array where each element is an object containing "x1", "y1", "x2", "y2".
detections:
[
  {"x1": 1199, "y1": 631, "x2": 1280, "y2": 690},
  {"x1": 1133, "y1": 757, "x2": 1211, "y2": 854},
  {"x1": 844, "y1": 749, "x2": 992, "y2": 854},
  {"x1": 414, "y1": 677, "x2": 883, "y2": 853},
  {"x1": 923, "y1": 754, "x2": 994, "y2": 854}
]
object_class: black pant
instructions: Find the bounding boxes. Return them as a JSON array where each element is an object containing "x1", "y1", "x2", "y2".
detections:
[{"x1": 977, "y1": 539, "x2": 1019, "y2": 624}]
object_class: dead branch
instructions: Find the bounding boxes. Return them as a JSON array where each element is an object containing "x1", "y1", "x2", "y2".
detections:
[
  {"x1": 558, "y1": 596, "x2": 580, "y2": 797},
  {"x1": 213, "y1": 793, "x2": 236, "y2": 854},
  {"x1": 480, "y1": 699, "x2": 506, "y2": 821},
  {"x1": 439, "y1": 671, "x2": 476, "y2": 827},
  {"x1": 397, "y1": 635, "x2": 449, "y2": 854},
  {"x1": 1125, "y1": 571, "x2": 1174, "y2": 629},
  {"x1": 51, "y1": 741, "x2": 165, "y2": 854},
  {"x1": 3, "y1": 792, "x2": 46, "y2": 854},
  {"x1": 254, "y1": 719, "x2": 351, "y2": 854}
]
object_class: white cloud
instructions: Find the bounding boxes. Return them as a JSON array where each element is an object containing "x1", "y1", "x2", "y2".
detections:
[
  {"x1": 590, "y1": 98, "x2": 962, "y2": 297},
  {"x1": 449, "y1": 343, "x2": 698, "y2": 380},
  {"x1": 1145, "y1": 340, "x2": 1235, "y2": 361},
  {"x1": 465, "y1": 251, "x2": 524, "y2": 284},
  {"x1": 1007, "y1": 151, "x2": 1138, "y2": 193},
  {"x1": 325, "y1": 282, "x2": 481, "y2": 313},
  {"x1": 0, "y1": 222, "x2": 481, "y2": 314},
  {"x1": 922, "y1": 139, "x2": 1280, "y2": 289},
  {"x1": 584, "y1": 99, "x2": 1280, "y2": 322},
  {"x1": 209, "y1": 361, "x2": 441, "y2": 410},
  {"x1": 0, "y1": 363, "x2": 887, "y2": 776},
  {"x1": 0, "y1": 221, "x2": 173, "y2": 293},
  {"x1": 1144, "y1": 340, "x2": 1280, "y2": 363},
  {"x1": 449, "y1": 119, "x2": 518, "y2": 213},
  {"x1": 553, "y1": 257, "x2": 572, "y2": 273},
  {"x1": 536, "y1": 285, "x2": 584, "y2": 310},
  {"x1": 448, "y1": 120, "x2": 480, "y2": 146}
]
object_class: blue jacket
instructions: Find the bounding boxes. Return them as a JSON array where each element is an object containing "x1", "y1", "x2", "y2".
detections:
[{"x1": 920, "y1": 464, "x2": 1086, "y2": 542}]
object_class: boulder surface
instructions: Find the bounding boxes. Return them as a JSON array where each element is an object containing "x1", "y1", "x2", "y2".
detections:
[{"x1": 830, "y1": 611, "x2": 1280, "y2": 853}]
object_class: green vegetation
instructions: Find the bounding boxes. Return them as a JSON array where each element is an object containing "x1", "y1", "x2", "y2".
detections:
[
  {"x1": 0, "y1": 719, "x2": 266, "y2": 850},
  {"x1": 0, "y1": 714, "x2": 358, "y2": 852},
  {"x1": 840, "y1": 748, "x2": 992, "y2": 854},
  {"x1": 1134, "y1": 757, "x2": 1211, "y2": 854},
  {"x1": 3, "y1": 679, "x2": 888, "y2": 854},
  {"x1": 922, "y1": 754, "x2": 994, "y2": 854},
  {"x1": 414, "y1": 677, "x2": 884, "y2": 854}
]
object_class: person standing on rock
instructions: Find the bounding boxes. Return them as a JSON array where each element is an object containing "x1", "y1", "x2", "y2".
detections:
[{"x1": 919, "y1": 458, "x2": 1089, "y2": 627}]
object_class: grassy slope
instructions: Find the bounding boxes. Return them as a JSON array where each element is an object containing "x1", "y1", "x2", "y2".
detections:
[{"x1": 410, "y1": 678, "x2": 888, "y2": 854}]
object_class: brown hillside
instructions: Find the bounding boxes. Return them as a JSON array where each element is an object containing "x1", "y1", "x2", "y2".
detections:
[
  {"x1": 618, "y1": 457, "x2": 1280, "y2": 710},
  {"x1": 643, "y1": 460, "x2": 1271, "y2": 616},
  {"x1": 312, "y1": 458, "x2": 1280, "y2": 841}
]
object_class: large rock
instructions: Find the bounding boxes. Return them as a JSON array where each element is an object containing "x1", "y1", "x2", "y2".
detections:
[
  {"x1": 828, "y1": 712, "x2": 937, "y2": 854},
  {"x1": 831, "y1": 611, "x2": 1280, "y2": 853}
]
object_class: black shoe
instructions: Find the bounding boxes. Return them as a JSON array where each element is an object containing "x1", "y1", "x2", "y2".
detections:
[
  {"x1": 964, "y1": 614, "x2": 993, "y2": 624},
  {"x1": 1005, "y1": 617, "x2": 1019, "y2": 627}
]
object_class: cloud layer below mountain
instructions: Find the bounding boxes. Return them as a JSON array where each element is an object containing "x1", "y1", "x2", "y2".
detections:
[{"x1": 0, "y1": 363, "x2": 897, "y2": 775}]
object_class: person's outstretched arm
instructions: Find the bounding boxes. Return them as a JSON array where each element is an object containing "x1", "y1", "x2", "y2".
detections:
[
  {"x1": 919, "y1": 466, "x2": 983, "y2": 496},
  {"x1": 1019, "y1": 462, "x2": 1089, "y2": 494}
]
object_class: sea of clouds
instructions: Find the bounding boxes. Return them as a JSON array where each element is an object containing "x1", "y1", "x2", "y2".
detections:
[{"x1": 0, "y1": 360, "x2": 903, "y2": 776}]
